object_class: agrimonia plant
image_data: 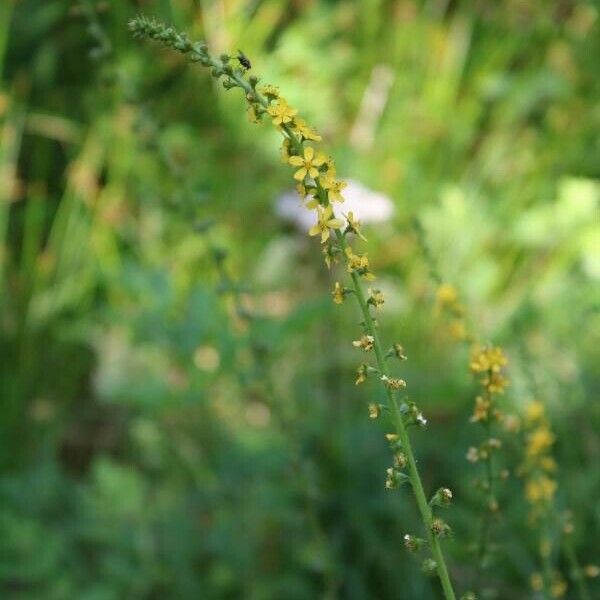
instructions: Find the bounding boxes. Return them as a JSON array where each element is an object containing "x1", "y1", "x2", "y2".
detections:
[
  {"x1": 414, "y1": 221, "x2": 597, "y2": 599},
  {"x1": 130, "y1": 15, "x2": 460, "y2": 599},
  {"x1": 414, "y1": 219, "x2": 511, "y2": 576}
]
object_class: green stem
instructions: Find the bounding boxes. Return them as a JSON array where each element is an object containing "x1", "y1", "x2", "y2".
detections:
[
  {"x1": 335, "y1": 230, "x2": 456, "y2": 600},
  {"x1": 564, "y1": 535, "x2": 591, "y2": 600}
]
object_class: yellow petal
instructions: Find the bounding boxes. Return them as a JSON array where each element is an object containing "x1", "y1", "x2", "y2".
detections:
[
  {"x1": 327, "y1": 218, "x2": 344, "y2": 229},
  {"x1": 308, "y1": 225, "x2": 321, "y2": 237},
  {"x1": 293, "y1": 168, "x2": 307, "y2": 181},
  {"x1": 288, "y1": 156, "x2": 304, "y2": 166},
  {"x1": 305, "y1": 198, "x2": 319, "y2": 209},
  {"x1": 313, "y1": 152, "x2": 327, "y2": 166},
  {"x1": 304, "y1": 146, "x2": 314, "y2": 161}
]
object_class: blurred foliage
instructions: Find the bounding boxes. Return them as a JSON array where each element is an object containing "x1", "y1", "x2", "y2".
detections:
[{"x1": 0, "y1": 0, "x2": 598, "y2": 598}]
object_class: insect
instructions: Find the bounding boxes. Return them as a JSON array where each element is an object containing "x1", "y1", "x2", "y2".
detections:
[{"x1": 236, "y1": 50, "x2": 252, "y2": 70}]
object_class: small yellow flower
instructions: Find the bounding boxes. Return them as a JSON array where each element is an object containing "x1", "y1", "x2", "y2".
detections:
[
  {"x1": 380, "y1": 375, "x2": 407, "y2": 390},
  {"x1": 353, "y1": 335, "x2": 375, "y2": 351},
  {"x1": 293, "y1": 117, "x2": 322, "y2": 141},
  {"x1": 304, "y1": 190, "x2": 320, "y2": 209},
  {"x1": 345, "y1": 247, "x2": 376, "y2": 280},
  {"x1": 258, "y1": 84, "x2": 280, "y2": 98},
  {"x1": 368, "y1": 403, "x2": 380, "y2": 419},
  {"x1": 355, "y1": 364, "x2": 368, "y2": 385},
  {"x1": 331, "y1": 282, "x2": 345, "y2": 304},
  {"x1": 394, "y1": 452, "x2": 407, "y2": 468},
  {"x1": 470, "y1": 345, "x2": 507, "y2": 374},
  {"x1": 322, "y1": 244, "x2": 340, "y2": 269},
  {"x1": 308, "y1": 206, "x2": 344, "y2": 243},
  {"x1": 502, "y1": 413, "x2": 520, "y2": 433},
  {"x1": 526, "y1": 426, "x2": 555, "y2": 457},
  {"x1": 436, "y1": 283, "x2": 458, "y2": 307},
  {"x1": 388, "y1": 343, "x2": 407, "y2": 360},
  {"x1": 525, "y1": 475, "x2": 557, "y2": 504},
  {"x1": 526, "y1": 401, "x2": 545, "y2": 423},
  {"x1": 530, "y1": 572, "x2": 544, "y2": 592},
  {"x1": 345, "y1": 211, "x2": 367, "y2": 240},
  {"x1": 321, "y1": 174, "x2": 347, "y2": 203},
  {"x1": 466, "y1": 447, "x2": 479, "y2": 462},
  {"x1": 288, "y1": 145, "x2": 327, "y2": 181},
  {"x1": 267, "y1": 98, "x2": 297, "y2": 125},
  {"x1": 550, "y1": 578, "x2": 567, "y2": 598},
  {"x1": 367, "y1": 288, "x2": 385, "y2": 308},
  {"x1": 448, "y1": 319, "x2": 467, "y2": 340},
  {"x1": 470, "y1": 395, "x2": 490, "y2": 422}
]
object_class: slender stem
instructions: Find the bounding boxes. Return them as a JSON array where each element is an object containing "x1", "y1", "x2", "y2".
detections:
[
  {"x1": 335, "y1": 230, "x2": 456, "y2": 600},
  {"x1": 563, "y1": 535, "x2": 591, "y2": 600}
]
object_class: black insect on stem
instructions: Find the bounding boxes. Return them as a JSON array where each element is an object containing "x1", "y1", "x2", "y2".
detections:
[{"x1": 236, "y1": 50, "x2": 251, "y2": 70}]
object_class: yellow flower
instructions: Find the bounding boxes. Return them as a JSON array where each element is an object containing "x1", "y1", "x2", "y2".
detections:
[
  {"x1": 267, "y1": 99, "x2": 297, "y2": 126},
  {"x1": 526, "y1": 401, "x2": 545, "y2": 423},
  {"x1": 345, "y1": 211, "x2": 367, "y2": 241},
  {"x1": 484, "y1": 371, "x2": 509, "y2": 394},
  {"x1": 550, "y1": 578, "x2": 567, "y2": 598},
  {"x1": 448, "y1": 319, "x2": 467, "y2": 341},
  {"x1": 304, "y1": 190, "x2": 320, "y2": 209},
  {"x1": 530, "y1": 573, "x2": 544, "y2": 592},
  {"x1": 288, "y1": 145, "x2": 327, "y2": 181},
  {"x1": 470, "y1": 396, "x2": 490, "y2": 422},
  {"x1": 466, "y1": 446, "x2": 479, "y2": 463},
  {"x1": 527, "y1": 426, "x2": 555, "y2": 457},
  {"x1": 367, "y1": 288, "x2": 384, "y2": 307},
  {"x1": 436, "y1": 283, "x2": 458, "y2": 307},
  {"x1": 368, "y1": 403, "x2": 380, "y2": 419},
  {"x1": 381, "y1": 375, "x2": 407, "y2": 390},
  {"x1": 322, "y1": 244, "x2": 340, "y2": 269},
  {"x1": 470, "y1": 345, "x2": 507, "y2": 374},
  {"x1": 293, "y1": 117, "x2": 322, "y2": 141},
  {"x1": 502, "y1": 413, "x2": 521, "y2": 433},
  {"x1": 353, "y1": 335, "x2": 375, "y2": 351},
  {"x1": 258, "y1": 84, "x2": 279, "y2": 98},
  {"x1": 331, "y1": 282, "x2": 345, "y2": 304},
  {"x1": 321, "y1": 174, "x2": 347, "y2": 203},
  {"x1": 525, "y1": 475, "x2": 557, "y2": 504},
  {"x1": 308, "y1": 206, "x2": 344, "y2": 243},
  {"x1": 355, "y1": 364, "x2": 368, "y2": 385},
  {"x1": 345, "y1": 247, "x2": 376, "y2": 280}
]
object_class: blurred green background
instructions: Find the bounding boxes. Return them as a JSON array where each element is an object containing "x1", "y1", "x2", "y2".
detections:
[{"x1": 1, "y1": 1, "x2": 598, "y2": 598}]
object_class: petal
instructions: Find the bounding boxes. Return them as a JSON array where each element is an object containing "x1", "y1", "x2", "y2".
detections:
[
  {"x1": 308, "y1": 225, "x2": 321, "y2": 237},
  {"x1": 313, "y1": 152, "x2": 327, "y2": 166},
  {"x1": 304, "y1": 146, "x2": 314, "y2": 161},
  {"x1": 293, "y1": 168, "x2": 307, "y2": 181},
  {"x1": 305, "y1": 198, "x2": 319, "y2": 209},
  {"x1": 327, "y1": 218, "x2": 344, "y2": 229},
  {"x1": 288, "y1": 156, "x2": 304, "y2": 166},
  {"x1": 308, "y1": 166, "x2": 319, "y2": 179}
]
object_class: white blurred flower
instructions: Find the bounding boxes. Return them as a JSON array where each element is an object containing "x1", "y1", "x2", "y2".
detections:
[{"x1": 275, "y1": 179, "x2": 394, "y2": 232}]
